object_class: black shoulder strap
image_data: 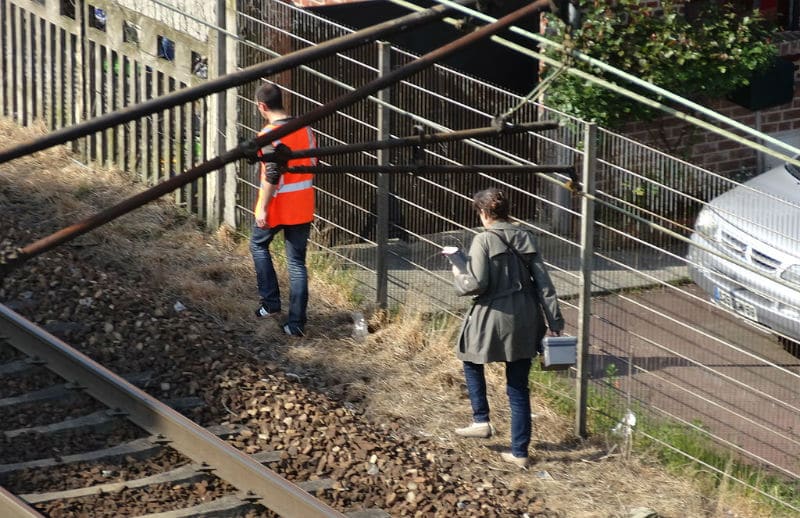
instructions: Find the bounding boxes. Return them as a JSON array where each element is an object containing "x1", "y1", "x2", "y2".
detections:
[
  {"x1": 488, "y1": 230, "x2": 530, "y2": 274},
  {"x1": 487, "y1": 230, "x2": 538, "y2": 290}
]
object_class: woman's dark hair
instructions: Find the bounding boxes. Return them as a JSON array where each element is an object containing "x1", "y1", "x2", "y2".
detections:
[{"x1": 473, "y1": 187, "x2": 509, "y2": 220}]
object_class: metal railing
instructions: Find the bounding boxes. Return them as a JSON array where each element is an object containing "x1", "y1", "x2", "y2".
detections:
[{"x1": 235, "y1": 2, "x2": 800, "y2": 511}]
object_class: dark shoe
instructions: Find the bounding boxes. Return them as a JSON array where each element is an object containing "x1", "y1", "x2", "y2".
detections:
[
  {"x1": 454, "y1": 422, "x2": 494, "y2": 438},
  {"x1": 255, "y1": 305, "x2": 281, "y2": 319},
  {"x1": 283, "y1": 324, "x2": 304, "y2": 337},
  {"x1": 500, "y1": 451, "x2": 529, "y2": 469}
]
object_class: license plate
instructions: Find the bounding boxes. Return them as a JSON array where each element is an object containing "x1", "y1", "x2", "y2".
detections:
[{"x1": 714, "y1": 287, "x2": 757, "y2": 321}]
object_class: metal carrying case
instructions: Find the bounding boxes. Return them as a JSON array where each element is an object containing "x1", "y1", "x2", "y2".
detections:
[{"x1": 541, "y1": 335, "x2": 577, "y2": 371}]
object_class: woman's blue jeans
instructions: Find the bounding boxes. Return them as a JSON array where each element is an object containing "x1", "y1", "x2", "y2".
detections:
[
  {"x1": 250, "y1": 223, "x2": 310, "y2": 331},
  {"x1": 463, "y1": 358, "x2": 532, "y2": 458}
]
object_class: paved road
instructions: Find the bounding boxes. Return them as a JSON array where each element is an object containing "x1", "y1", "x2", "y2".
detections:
[{"x1": 577, "y1": 284, "x2": 800, "y2": 480}]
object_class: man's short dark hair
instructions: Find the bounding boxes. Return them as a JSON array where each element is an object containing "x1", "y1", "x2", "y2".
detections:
[{"x1": 255, "y1": 83, "x2": 284, "y2": 110}]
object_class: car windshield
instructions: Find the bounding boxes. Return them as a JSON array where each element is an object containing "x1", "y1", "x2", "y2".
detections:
[{"x1": 787, "y1": 162, "x2": 800, "y2": 181}]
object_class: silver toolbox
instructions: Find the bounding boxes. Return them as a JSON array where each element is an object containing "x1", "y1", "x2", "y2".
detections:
[{"x1": 541, "y1": 335, "x2": 577, "y2": 370}]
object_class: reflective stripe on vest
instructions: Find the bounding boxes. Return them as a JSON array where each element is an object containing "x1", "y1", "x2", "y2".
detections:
[
  {"x1": 254, "y1": 120, "x2": 316, "y2": 227},
  {"x1": 275, "y1": 178, "x2": 313, "y2": 195}
]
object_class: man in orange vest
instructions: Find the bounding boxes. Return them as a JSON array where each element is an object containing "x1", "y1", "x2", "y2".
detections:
[{"x1": 250, "y1": 83, "x2": 317, "y2": 337}]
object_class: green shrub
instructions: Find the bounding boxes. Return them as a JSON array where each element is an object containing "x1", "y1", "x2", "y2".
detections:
[{"x1": 543, "y1": 0, "x2": 778, "y2": 127}]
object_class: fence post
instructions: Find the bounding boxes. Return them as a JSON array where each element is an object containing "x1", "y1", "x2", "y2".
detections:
[
  {"x1": 375, "y1": 41, "x2": 391, "y2": 309},
  {"x1": 575, "y1": 122, "x2": 596, "y2": 439},
  {"x1": 217, "y1": 0, "x2": 238, "y2": 228}
]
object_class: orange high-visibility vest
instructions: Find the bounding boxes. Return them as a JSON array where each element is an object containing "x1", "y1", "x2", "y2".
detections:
[{"x1": 254, "y1": 120, "x2": 317, "y2": 227}]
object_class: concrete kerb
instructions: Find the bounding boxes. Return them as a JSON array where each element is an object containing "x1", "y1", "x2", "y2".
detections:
[{"x1": 325, "y1": 228, "x2": 689, "y2": 310}]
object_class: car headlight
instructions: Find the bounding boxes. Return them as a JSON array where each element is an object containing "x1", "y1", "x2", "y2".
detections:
[
  {"x1": 780, "y1": 264, "x2": 800, "y2": 287},
  {"x1": 694, "y1": 208, "x2": 719, "y2": 238}
]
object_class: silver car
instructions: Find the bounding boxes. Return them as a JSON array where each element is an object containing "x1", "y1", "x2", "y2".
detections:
[{"x1": 687, "y1": 162, "x2": 800, "y2": 355}]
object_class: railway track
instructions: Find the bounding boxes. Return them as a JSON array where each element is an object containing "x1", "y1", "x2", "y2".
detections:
[{"x1": 0, "y1": 304, "x2": 386, "y2": 517}]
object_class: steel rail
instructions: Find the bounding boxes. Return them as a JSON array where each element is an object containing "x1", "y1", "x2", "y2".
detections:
[
  {"x1": 0, "y1": 304, "x2": 345, "y2": 517},
  {"x1": 0, "y1": 486, "x2": 44, "y2": 518},
  {"x1": 0, "y1": 0, "x2": 554, "y2": 277},
  {"x1": 262, "y1": 121, "x2": 560, "y2": 161},
  {"x1": 0, "y1": 1, "x2": 471, "y2": 165}
]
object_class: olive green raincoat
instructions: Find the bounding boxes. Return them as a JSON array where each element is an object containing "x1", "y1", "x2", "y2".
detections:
[{"x1": 454, "y1": 222, "x2": 564, "y2": 364}]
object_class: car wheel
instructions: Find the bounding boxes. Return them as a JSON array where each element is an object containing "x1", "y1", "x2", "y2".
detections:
[{"x1": 779, "y1": 337, "x2": 800, "y2": 358}]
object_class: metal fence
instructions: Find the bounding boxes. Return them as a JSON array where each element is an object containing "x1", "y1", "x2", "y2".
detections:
[
  {"x1": 235, "y1": 1, "x2": 800, "y2": 510},
  {"x1": 0, "y1": 0, "x2": 798, "y2": 512}
]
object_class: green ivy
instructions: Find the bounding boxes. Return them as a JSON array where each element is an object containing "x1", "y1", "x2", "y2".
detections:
[{"x1": 542, "y1": 0, "x2": 778, "y2": 127}]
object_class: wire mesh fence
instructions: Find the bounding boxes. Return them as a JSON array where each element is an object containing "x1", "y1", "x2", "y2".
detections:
[
  {"x1": 234, "y1": 3, "x2": 800, "y2": 507},
  {"x1": 0, "y1": 0, "x2": 797, "y2": 511}
]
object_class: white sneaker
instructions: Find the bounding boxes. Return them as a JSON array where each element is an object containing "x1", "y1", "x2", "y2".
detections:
[
  {"x1": 255, "y1": 305, "x2": 280, "y2": 318},
  {"x1": 454, "y1": 422, "x2": 493, "y2": 438},
  {"x1": 500, "y1": 451, "x2": 529, "y2": 469},
  {"x1": 283, "y1": 324, "x2": 304, "y2": 337}
]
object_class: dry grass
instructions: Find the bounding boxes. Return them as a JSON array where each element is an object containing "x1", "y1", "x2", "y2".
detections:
[{"x1": 0, "y1": 118, "x2": 786, "y2": 518}]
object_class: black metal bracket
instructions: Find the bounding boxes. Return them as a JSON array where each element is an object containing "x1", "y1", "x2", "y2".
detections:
[
  {"x1": 242, "y1": 138, "x2": 292, "y2": 171},
  {"x1": 565, "y1": 166, "x2": 581, "y2": 192},
  {"x1": 241, "y1": 136, "x2": 266, "y2": 165},
  {"x1": 411, "y1": 125, "x2": 426, "y2": 167}
]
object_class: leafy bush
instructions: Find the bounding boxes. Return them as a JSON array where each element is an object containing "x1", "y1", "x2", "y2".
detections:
[{"x1": 542, "y1": 0, "x2": 778, "y2": 127}]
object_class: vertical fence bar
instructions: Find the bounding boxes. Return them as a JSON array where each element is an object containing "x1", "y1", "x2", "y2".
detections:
[
  {"x1": 35, "y1": 17, "x2": 44, "y2": 123},
  {"x1": 73, "y1": 19, "x2": 85, "y2": 157},
  {"x1": 54, "y1": 27, "x2": 64, "y2": 129},
  {"x1": 210, "y1": 0, "x2": 225, "y2": 227},
  {"x1": 92, "y1": 41, "x2": 101, "y2": 160},
  {"x1": 123, "y1": 57, "x2": 133, "y2": 171},
  {"x1": 174, "y1": 93, "x2": 186, "y2": 206},
  {"x1": 149, "y1": 70, "x2": 159, "y2": 185},
  {"x1": 104, "y1": 46, "x2": 115, "y2": 166},
  {"x1": 43, "y1": 19, "x2": 52, "y2": 127},
  {"x1": 576, "y1": 122, "x2": 596, "y2": 439},
  {"x1": 376, "y1": 41, "x2": 391, "y2": 309},
  {"x1": 65, "y1": 30, "x2": 73, "y2": 129},
  {"x1": 13, "y1": 5, "x2": 23, "y2": 122},
  {"x1": 30, "y1": 13, "x2": 40, "y2": 122},
  {"x1": 137, "y1": 60, "x2": 147, "y2": 179},
  {"x1": 0, "y1": 0, "x2": 8, "y2": 117},
  {"x1": 23, "y1": 10, "x2": 33, "y2": 125},
  {"x1": 220, "y1": 0, "x2": 238, "y2": 227},
  {"x1": 164, "y1": 76, "x2": 174, "y2": 181},
  {"x1": 195, "y1": 97, "x2": 207, "y2": 216},
  {"x1": 116, "y1": 52, "x2": 126, "y2": 167}
]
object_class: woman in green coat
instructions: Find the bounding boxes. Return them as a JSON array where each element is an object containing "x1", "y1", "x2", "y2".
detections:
[{"x1": 451, "y1": 188, "x2": 564, "y2": 468}]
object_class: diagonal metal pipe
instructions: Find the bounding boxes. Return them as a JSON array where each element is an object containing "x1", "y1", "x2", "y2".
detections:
[
  {"x1": 0, "y1": 0, "x2": 553, "y2": 277},
  {"x1": 259, "y1": 121, "x2": 560, "y2": 161},
  {"x1": 0, "y1": 1, "x2": 470, "y2": 165},
  {"x1": 281, "y1": 164, "x2": 576, "y2": 175}
]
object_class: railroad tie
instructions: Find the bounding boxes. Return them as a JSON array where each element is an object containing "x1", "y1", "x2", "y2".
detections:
[
  {"x1": 3, "y1": 397, "x2": 205, "y2": 439},
  {"x1": 0, "y1": 359, "x2": 35, "y2": 376},
  {"x1": 0, "y1": 424, "x2": 243, "y2": 475},
  {"x1": 19, "y1": 449, "x2": 340, "y2": 518},
  {"x1": 0, "y1": 371, "x2": 154, "y2": 407}
]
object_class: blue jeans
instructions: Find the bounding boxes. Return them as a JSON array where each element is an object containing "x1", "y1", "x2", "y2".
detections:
[
  {"x1": 463, "y1": 358, "x2": 532, "y2": 458},
  {"x1": 250, "y1": 223, "x2": 310, "y2": 332}
]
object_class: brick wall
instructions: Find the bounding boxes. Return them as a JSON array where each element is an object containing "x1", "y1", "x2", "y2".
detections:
[{"x1": 622, "y1": 35, "x2": 800, "y2": 177}]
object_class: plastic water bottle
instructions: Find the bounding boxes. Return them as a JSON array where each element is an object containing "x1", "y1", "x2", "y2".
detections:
[{"x1": 352, "y1": 312, "x2": 368, "y2": 342}]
